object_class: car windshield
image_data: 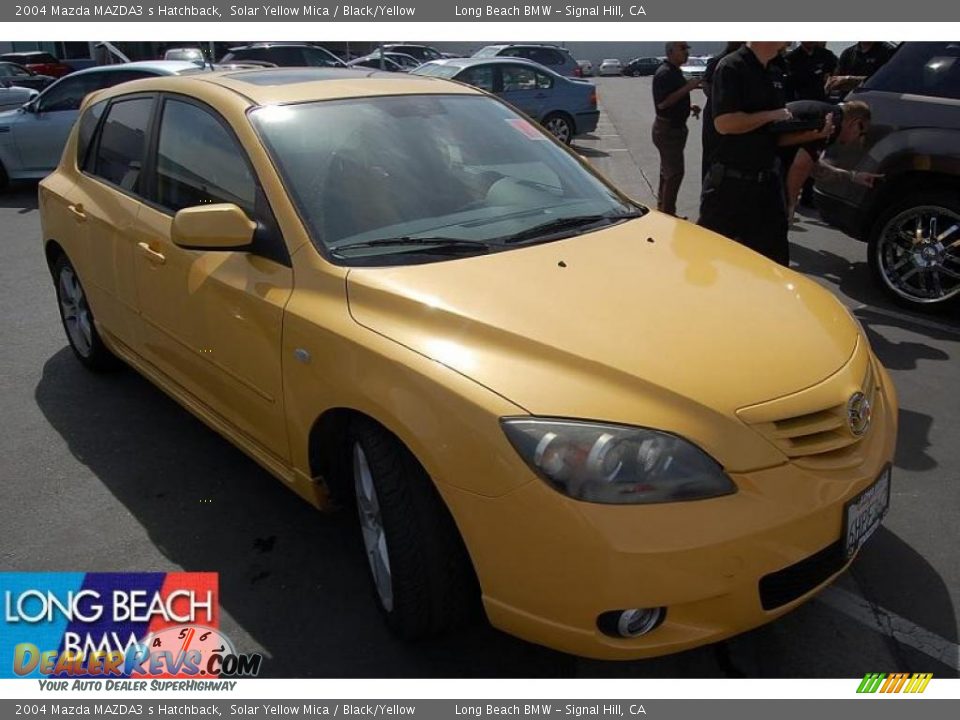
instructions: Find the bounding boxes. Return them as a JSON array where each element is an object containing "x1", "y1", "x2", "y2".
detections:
[{"x1": 250, "y1": 94, "x2": 641, "y2": 263}]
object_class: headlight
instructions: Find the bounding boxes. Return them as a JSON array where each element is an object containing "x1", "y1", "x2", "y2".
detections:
[{"x1": 501, "y1": 418, "x2": 736, "y2": 504}]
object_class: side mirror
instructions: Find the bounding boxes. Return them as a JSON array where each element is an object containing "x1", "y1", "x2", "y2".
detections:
[{"x1": 171, "y1": 203, "x2": 255, "y2": 251}]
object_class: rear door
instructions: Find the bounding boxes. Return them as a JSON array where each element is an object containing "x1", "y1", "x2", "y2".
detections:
[
  {"x1": 69, "y1": 93, "x2": 155, "y2": 349},
  {"x1": 498, "y1": 64, "x2": 551, "y2": 118},
  {"x1": 132, "y1": 95, "x2": 293, "y2": 461}
]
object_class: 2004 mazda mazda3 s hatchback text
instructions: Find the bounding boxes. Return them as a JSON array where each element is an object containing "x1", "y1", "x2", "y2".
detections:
[{"x1": 39, "y1": 68, "x2": 898, "y2": 659}]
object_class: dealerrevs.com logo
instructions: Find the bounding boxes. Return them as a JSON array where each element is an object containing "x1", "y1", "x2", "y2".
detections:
[{"x1": 1, "y1": 572, "x2": 262, "y2": 683}]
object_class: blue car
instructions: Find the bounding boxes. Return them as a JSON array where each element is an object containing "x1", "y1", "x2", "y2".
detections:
[
  {"x1": 0, "y1": 61, "x2": 206, "y2": 188},
  {"x1": 413, "y1": 57, "x2": 599, "y2": 144}
]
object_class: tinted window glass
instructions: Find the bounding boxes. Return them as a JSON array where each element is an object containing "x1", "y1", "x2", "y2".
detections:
[
  {"x1": 269, "y1": 47, "x2": 305, "y2": 66},
  {"x1": 457, "y1": 65, "x2": 495, "y2": 91},
  {"x1": 535, "y1": 71, "x2": 553, "y2": 90},
  {"x1": 93, "y1": 97, "x2": 152, "y2": 192},
  {"x1": 302, "y1": 47, "x2": 342, "y2": 67},
  {"x1": 502, "y1": 65, "x2": 538, "y2": 92},
  {"x1": 77, "y1": 99, "x2": 107, "y2": 170},
  {"x1": 154, "y1": 99, "x2": 256, "y2": 214},
  {"x1": 530, "y1": 48, "x2": 563, "y2": 66},
  {"x1": 38, "y1": 75, "x2": 97, "y2": 112},
  {"x1": 864, "y1": 42, "x2": 960, "y2": 100}
]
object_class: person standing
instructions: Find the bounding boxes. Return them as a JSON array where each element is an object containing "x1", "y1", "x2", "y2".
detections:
[
  {"x1": 701, "y1": 41, "x2": 743, "y2": 179},
  {"x1": 651, "y1": 42, "x2": 701, "y2": 216},
  {"x1": 698, "y1": 42, "x2": 832, "y2": 265},
  {"x1": 827, "y1": 41, "x2": 896, "y2": 97},
  {"x1": 786, "y1": 42, "x2": 838, "y2": 102}
]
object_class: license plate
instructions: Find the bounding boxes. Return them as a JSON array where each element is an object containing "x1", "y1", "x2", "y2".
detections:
[{"x1": 844, "y1": 466, "x2": 891, "y2": 558}]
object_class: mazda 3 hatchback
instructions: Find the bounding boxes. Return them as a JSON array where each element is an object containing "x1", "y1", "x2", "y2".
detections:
[{"x1": 40, "y1": 68, "x2": 898, "y2": 659}]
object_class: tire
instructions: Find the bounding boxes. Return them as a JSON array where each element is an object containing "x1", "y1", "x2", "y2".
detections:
[
  {"x1": 867, "y1": 189, "x2": 960, "y2": 312},
  {"x1": 52, "y1": 253, "x2": 121, "y2": 371},
  {"x1": 348, "y1": 417, "x2": 479, "y2": 639},
  {"x1": 542, "y1": 112, "x2": 574, "y2": 145},
  {"x1": 0, "y1": 161, "x2": 8, "y2": 192}
]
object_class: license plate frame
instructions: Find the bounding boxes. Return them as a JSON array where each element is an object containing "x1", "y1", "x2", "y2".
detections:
[{"x1": 844, "y1": 465, "x2": 892, "y2": 558}]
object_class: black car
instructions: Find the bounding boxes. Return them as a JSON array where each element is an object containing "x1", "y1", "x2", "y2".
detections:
[
  {"x1": 815, "y1": 41, "x2": 960, "y2": 311},
  {"x1": 623, "y1": 57, "x2": 662, "y2": 77},
  {"x1": 0, "y1": 62, "x2": 54, "y2": 91},
  {"x1": 219, "y1": 43, "x2": 345, "y2": 68}
]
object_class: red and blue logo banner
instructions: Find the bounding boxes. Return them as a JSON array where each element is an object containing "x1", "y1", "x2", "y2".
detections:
[{"x1": 1, "y1": 572, "x2": 219, "y2": 679}]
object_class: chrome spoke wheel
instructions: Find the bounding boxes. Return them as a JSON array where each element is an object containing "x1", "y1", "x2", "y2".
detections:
[
  {"x1": 876, "y1": 205, "x2": 960, "y2": 305},
  {"x1": 353, "y1": 442, "x2": 393, "y2": 612},
  {"x1": 58, "y1": 265, "x2": 93, "y2": 357}
]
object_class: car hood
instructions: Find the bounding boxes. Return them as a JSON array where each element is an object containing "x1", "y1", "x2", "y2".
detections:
[{"x1": 346, "y1": 212, "x2": 858, "y2": 421}]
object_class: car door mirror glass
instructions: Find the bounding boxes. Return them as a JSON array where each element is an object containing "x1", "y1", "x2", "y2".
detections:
[{"x1": 172, "y1": 204, "x2": 256, "y2": 251}]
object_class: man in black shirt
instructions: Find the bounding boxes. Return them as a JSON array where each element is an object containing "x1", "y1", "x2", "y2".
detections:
[
  {"x1": 651, "y1": 41, "x2": 701, "y2": 216},
  {"x1": 698, "y1": 43, "x2": 834, "y2": 265},
  {"x1": 827, "y1": 42, "x2": 896, "y2": 96},
  {"x1": 786, "y1": 42, "x2": 838, "y2": 102},
  {"x1": 701, "y1": 41, "x2": 743, "y2": 179}
]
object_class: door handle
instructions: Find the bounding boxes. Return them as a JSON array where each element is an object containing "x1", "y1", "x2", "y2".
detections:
[
  {"x1": 137, "y1": 242, "x2": 166, "y2": 265},
  {"x1": 67, "y1": 203, "x2": 86, "y2": 221}
]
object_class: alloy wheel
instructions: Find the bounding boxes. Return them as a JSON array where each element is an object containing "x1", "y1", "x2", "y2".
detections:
[
  {"x1": 353, "y1": 442, "x2": 394, "y2": 612},
  {"x1": 876, "y1": 205, "x2": 960, "y2": 305},
  {"x1": 58, "y1": 264, "x2": 93, "y2": 357},
  {"x1": 545, "y1": 116, "x2": 572, "y2": 144}
]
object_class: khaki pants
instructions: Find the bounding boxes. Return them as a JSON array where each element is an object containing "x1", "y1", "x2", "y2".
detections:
[{"x1": 652, "y1": 118, "x2": 688, "y2": 216}]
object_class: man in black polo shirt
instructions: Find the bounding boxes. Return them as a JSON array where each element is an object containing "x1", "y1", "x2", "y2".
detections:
[
  {"x1": 786, "y1": 42, "x2": 838, "y2": 102},
  {"x1": 651, "y1": 41, "x2": 701, "y2": 216},
  {"x1": 698, "y1": 42, "x2": 834, "y2": 265},
  {"x1": 826, "y1": 42, "x2": 896, "y2": 97}
]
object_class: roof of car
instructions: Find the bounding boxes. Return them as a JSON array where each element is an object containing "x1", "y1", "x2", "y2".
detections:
[
  {"x1": 423, "y1": 56, "x2": 559, "y2": 71},
  {"x1": 226, "y1": 43, "x2": 327, "y2": 51},
  {"x1": 86, "y1": 67, "x2": 481, "y2": 107}
]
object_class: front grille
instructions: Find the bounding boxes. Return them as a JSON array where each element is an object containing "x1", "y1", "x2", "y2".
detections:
[
  {"x1": 758, "y1": 541, "x2": 847, "y2": 610},
  {"x1": 740, "y1": 359, "x2": 880, "y2": 470}
]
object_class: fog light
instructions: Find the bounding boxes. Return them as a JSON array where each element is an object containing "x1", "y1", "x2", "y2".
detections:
[{"x1": 597, "y1": 607, "x2": 665, "y2": 638}]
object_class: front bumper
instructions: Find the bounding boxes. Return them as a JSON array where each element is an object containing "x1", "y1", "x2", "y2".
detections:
[{"x1": 440, "y1": 361, "x2": 898, "y2": 660}]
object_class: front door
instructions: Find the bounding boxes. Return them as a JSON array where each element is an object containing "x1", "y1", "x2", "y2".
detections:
[{"x1": 131, "y1": 96, "x2": 293, "y2": 462}]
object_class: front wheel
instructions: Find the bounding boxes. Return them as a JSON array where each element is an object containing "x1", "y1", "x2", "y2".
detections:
[
  {"x1": 349, "y1": 418, "x2": 479, "y2": 639},
  {"x1": 868, "y1": 190, "x2": 960, "y2": 312},
  {"x1": 542, "y1": 112, "x2": 574, "y2": 145}
]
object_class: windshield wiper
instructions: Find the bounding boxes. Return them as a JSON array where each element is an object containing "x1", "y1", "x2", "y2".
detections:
[
  {"x1": 499, "y1": 211, "x2": 645, "y2": 245},
  {"x1": 329, "y1": 236, "x2": 494, "y2": 257}
]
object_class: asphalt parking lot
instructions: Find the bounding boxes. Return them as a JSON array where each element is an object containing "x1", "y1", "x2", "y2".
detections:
[{"x1": 1, "y1": 75, "x2": 958, "y2": 679}]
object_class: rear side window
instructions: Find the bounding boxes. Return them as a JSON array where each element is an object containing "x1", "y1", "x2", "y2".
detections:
[
  {"x1": 457, "y1": 65, "x2": 495, "y2": 92},
  {"x1": 76, "y1": 99, "x2": 107, "y2": 170},
  {"x1": 153, "y1": 99, "x2": 256, "y2": 214},
  {"x1": 267, "y1": 47, "x2": 306, "y2": 66},
  {"x1": 864, "y1": 42, "x2": 960, "y2": 100},
  {"x1": 92, "y1": 97, "x2": 153, "y2": 192}
]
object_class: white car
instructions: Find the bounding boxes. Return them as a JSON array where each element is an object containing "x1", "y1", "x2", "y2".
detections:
[
  {"x1": 598, "y1": 58, "x2": 623, "y2": 76},
  {"x1": 0, "y1": 86, "x2": 37, "y2": 112},
  {"x1": 681, "y1": 56, "x2": 708, "y2": 80},
  {"x1": 576, "y1": 59, "x2": 594, "y2": 77}
]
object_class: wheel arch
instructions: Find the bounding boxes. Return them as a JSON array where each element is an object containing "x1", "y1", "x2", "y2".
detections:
[
  {"x1": 865, "y1": 170, "x2": 960, "y2": 239},
  {"x1": 44, "y1": 239, "x2": 67, "y2": 276}
]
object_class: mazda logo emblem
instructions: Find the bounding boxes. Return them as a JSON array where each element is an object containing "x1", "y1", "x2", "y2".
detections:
[{"x1": 847, "y1": 391, "x2": 872, "y2": 437}]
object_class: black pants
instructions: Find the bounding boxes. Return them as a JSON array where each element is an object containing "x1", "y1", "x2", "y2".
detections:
[
  {"x1": 652, "y1": 119, "x2": 687, "y2": 216},
  {"x1": 698, "y1": 165, "x2": 789, "y2": 266}
]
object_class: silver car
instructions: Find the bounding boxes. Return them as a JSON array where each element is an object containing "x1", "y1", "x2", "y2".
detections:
[
  {"x1": 0, "y1": 61, "x2": 203, "y2": 189},
  {"x1": 0, "y1": 86, "x2": 37, "y2": 112}
]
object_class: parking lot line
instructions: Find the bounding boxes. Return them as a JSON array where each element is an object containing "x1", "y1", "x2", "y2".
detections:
[{"x1": 818, "y1": 586, "x2": 960, "y2": 671}]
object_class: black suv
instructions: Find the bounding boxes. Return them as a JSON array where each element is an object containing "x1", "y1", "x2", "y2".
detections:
[
  {"x1": 219, "y1": 43, "x2": 345, "y2": 68},
  {"x1": 815, "y1": 42, "x2": 960, "y2": 311}
]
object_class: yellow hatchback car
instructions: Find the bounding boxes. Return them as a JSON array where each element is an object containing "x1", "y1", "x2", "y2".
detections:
[{"x1": 40, "y1": 68, "x2": 897, "y2": 660}]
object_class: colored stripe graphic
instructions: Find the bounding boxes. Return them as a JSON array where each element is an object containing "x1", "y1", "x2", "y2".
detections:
[{"x1": 858, "y1": 672, "x2": 933, "y2": 693}]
